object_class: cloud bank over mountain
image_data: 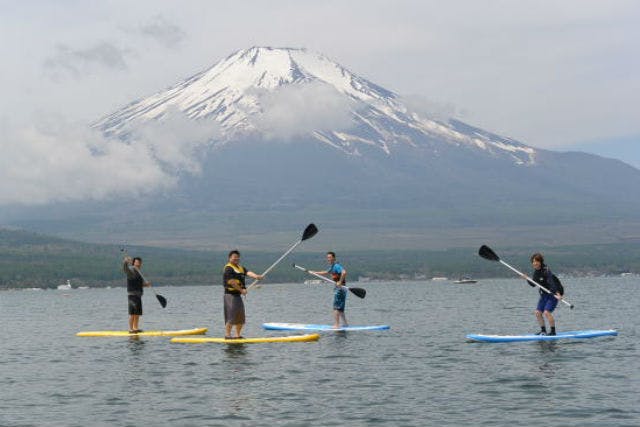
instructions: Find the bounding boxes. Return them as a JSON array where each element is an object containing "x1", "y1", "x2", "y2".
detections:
[{"x1": 0, "y1": 110, "x2": 218, "y2": 205}]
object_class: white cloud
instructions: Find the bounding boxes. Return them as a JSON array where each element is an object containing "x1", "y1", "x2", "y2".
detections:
[
  {"x1": 128, "y1": 107, "x2": 221, "y2": 174},
  {"x1": 247, "y1": 82, "x2": 357, "y2": 140},
  {"x1": 0, "y1": 111, "x2": 219, "y2": 206},
  {"x1": 43, "y1": 42, "x2": 133, "y2": 81},
  {"x1": 400, "y1": 95, "x2": 466, "y2": 122},
  {"x1": 137, "y1": 15, "x2": 186, "y2": 49}
]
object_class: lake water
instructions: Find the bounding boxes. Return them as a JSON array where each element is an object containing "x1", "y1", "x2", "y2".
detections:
[{"x1": 1, "y1": 277, "x2": 638, "y2": 426}]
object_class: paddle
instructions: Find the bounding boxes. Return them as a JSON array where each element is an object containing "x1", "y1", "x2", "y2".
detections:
[
  {"x1": 121, "y1": 247, "x2": 167, "y2": 308},
  {"x1": 478, "y1": 245, "x2": 574, "y2": 309},
  {"x1": 246, "y1": 224, "x2": 318, "y2": 291},
  {"x1": 293, "y1": 264, "x2": 366, "y2": 298}
]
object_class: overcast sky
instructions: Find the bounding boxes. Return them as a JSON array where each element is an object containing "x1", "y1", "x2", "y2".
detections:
[{"x1": 1, "y1": 1, "x2": 638, "y2": 166}]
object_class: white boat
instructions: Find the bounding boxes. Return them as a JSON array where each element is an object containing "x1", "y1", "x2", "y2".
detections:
[
  {"x1": 431, "y1": 277, "x2": 448, "y2": 281},
  {"x1": 303, "y1": 279, "x2": 323, "y2": 285},
  {"x1": 57, "y1": 280, "x2": 72, "y2": 290},
  {"x1": 453, "y1": 277, "x2": 478, "y2": 284}
]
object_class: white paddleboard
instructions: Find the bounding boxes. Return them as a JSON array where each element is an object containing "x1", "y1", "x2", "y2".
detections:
[{"x1": 263, "y1": 322, "x2": 390, "y2": 332}]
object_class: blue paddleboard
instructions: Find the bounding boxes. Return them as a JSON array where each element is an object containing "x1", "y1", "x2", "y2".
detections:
[
  {"x1": 263, "y1": 322, "x2": 390, "y2": 332},
  {"x1": 466, "y1": 329, "x2": 617, "y2": 343}
]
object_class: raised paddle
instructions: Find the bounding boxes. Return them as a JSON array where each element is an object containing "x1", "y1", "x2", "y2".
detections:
[
  {"x1": 478, "y1": 245, "x2": 574, "y2": 309},
  {"x1": 121, "y1": 247, "x2": 167, "y2": 308},
  {"x1": 293, "y1": 264, "x2": 367, "y2": 298},
  {"x1": 246, "y1": 224, "x2": 318, "y2": 291}
]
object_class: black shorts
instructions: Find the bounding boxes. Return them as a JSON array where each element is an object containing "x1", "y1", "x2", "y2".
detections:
[{"x1": 128, "y1": 294, "x2": 143, "y2": 315}]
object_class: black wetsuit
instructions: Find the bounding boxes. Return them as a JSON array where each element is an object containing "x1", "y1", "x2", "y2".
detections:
[{"x1": 530, "y1": 267, "x2": 559, "y2": 295}]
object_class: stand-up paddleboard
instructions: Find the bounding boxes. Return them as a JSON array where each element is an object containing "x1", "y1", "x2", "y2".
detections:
[
  {"x1": 466, "y1": 329, "x2": 617, "y2": 343},
  {"x1": 171, "y1": 333, "x2": 320, "y2": 344},
  {"x1": 263, "y1": 322, "x2": 390, "y2": 332},
  {"x1": 76, "y1": 327, "x2": 208, "y2": 337}
]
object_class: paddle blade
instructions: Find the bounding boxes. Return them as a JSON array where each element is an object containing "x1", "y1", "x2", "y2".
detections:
[
  {"x1": 349, "y1": 287, "x2": 366, "y2": 299},
  {"x1": 478, "y1": 245, "x2": 500, "y2": 262},
  {"x1": 301, "y1": 223, "x2": 318, "y2": 241},
  {"x1": 156, "y1": 293, "x2": 167, "y2": 308}
]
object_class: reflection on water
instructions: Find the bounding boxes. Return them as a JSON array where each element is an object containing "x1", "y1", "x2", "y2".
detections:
[
  {"x1": 537, "y1": 341, "x2": 558, "y2": 353},
  {"x1": 223, "y1": 344, "x2": 249, "y2": 359},
  {"x1": 127, "y1": 336, "x2": 146, "y2": 350}
]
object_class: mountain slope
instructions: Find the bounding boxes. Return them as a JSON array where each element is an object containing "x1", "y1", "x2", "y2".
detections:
[{"x1": 4, "y1": 46, "x2": 640, "y2": 250}]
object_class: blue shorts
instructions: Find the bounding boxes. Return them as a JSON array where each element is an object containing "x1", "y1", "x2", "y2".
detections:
[
  {"x1": 536, "y1": 293, "x2": 558, "y2": 313},
  {"x1": 333, "y1": 287, "x2": 347, "y2": 311}
]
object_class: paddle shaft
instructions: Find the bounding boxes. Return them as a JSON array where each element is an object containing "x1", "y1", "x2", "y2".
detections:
[
  {"x1": 295, "y1": 264, "x2": 355, "y2": 288},
  {"x1": 246, "y1": 239, "x2": 304, "y2": 290},
  {"x1": 498, "y1": 259, "x2": 574, "y2": 308}
]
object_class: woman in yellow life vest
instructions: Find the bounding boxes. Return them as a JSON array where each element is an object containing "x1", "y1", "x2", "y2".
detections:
[{"x1": 222, "y1": 250, "x2": 263, "y2": 339}]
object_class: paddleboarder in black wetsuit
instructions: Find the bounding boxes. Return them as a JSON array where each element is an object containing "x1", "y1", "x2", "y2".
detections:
[
  {"x1": 123, "y1": 256, "x2": 151, "y2": 333},
  {"x1": 526, "y1": 253, "x2": 562, "y2": 336},
  {"x1": 222, "y1": 250, "x2": 263, "y2": 339}
]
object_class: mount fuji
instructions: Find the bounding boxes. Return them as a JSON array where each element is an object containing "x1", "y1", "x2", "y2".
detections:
[
  {"x1": 8, "y1": 47, "x2": 640, "y2": 249},
  {"x1": 95, "y1": 47, "x2": 536, "y2": 164}
]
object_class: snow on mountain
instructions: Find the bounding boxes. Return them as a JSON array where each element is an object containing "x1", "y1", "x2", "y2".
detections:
[{"x1": 94, "y1": 47, "x2": 535, "y2": 164}]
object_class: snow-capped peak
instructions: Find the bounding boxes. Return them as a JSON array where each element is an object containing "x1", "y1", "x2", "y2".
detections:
[{"x1": 94, "y1": 46, "x2": 536, "y2": 164}]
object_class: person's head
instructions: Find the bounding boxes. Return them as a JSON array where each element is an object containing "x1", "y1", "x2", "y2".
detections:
[
  {"x1": 326, "y1": 251, "x2": 336, "y2": 264},
  {"x1": 530, "y1": 253, "x2": 545, "y2": 270},
  {"x1": 133, "y1": 257, "x2": 142, "y2": 268},
  {"x1": 228, "y1": 250, "x2": 240, "y2": 264}
]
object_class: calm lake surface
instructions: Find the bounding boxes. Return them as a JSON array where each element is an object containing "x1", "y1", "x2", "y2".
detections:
[{"x1": 1, "y1": 277, "x2": 638, "y2": 426}]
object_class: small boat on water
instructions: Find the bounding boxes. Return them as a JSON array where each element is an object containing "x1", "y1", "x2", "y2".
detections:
[
  {"x1": 453, "y1": 277, "x2": 477, "y2": 284},
  {"x1": 57, "y1": 280, "x2": 72, "y2": 290},
  {"x1": 431, "y1": 276, "x2": 448, "y2": 281},
  {"x1": 303, "y1": 279, "x2": 323, "y2": 285}
]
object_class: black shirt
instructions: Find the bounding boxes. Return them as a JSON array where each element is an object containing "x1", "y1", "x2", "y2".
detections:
[
  {"x1": 123, "y1": 262, "x2": 144, "y2": 296},
  {"x1": 530, "y1": 267, "x2": 559, "y2": 295}
]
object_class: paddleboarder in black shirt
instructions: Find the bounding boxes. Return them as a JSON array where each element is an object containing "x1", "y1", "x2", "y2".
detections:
[
  {"x1": 123, "y1": 256, "x2": 151, "y2": 333},
  {"x1": 526, "y1": 253, "x2": 562, "y2": 336}
]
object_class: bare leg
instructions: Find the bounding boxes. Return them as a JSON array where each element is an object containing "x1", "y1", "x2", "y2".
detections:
[
  {"x1": 543, "y1": 311, "x2": 555, "y2": 328},
  {"x1": 333, "y1": 310, "x2": 340, "y2": 328},
  {"x1": 225, "y1": 322, "x2": 232, "y2": 338},
  {"x1": 340, "y1": 311, "x2": 348, "y2": 327},
  {"x1": 235, "y1": 324, "x2": 243, "y2": 338},
  {"x1": 132, "y1": 314, "x2": 140, "y2": 331},
  {"x1": 534, "y1": 310, "x2": 545, "y2": 327},
  {"x1": 129, "y1": 315, "x2": 135, "y2": 332}
]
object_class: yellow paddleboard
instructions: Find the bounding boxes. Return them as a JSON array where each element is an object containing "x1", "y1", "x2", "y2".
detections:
[
  {"x1": 76, "y1": 327, "x2": 208, "y2": 337},
  {"x1": 171, "y1": 333, "x2": 320, "y2": 344}
]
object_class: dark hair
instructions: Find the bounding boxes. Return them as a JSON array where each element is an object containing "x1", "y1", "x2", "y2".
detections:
[
  {"x1": 530, "y1": 253, "x2": 545, "y2": 265},
  {"x1": 228, "y1": 250, "x2": 240, "y2": 259},
  {"x1": 133, "y1": 257, "x2": 142, "y2": 264},
  {"x1": 327, "y1": 251, "x2": 336, "y2": 258}
]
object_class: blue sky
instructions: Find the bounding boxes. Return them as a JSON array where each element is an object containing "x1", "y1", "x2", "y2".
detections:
[{"x1": 1, "y1": 0, "x2": 638, "y2": 166}]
